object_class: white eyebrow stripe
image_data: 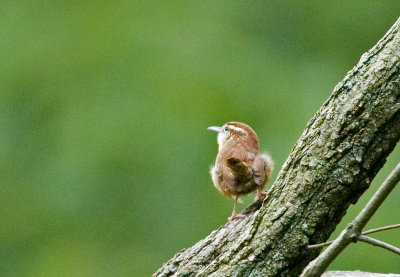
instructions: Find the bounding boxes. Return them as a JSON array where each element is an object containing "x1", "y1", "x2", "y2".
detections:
[{"x1": 228, "y1": 125, "x2": 248, "y2": 134}]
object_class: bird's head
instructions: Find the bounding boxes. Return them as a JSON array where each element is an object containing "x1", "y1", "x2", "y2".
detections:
[{"x1": 207, "y1": 122, "x2": 259, "y2": 151}]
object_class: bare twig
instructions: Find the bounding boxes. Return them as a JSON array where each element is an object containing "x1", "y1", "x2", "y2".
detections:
[
  {"x1": 307, "y1": 223, "x2": 400, "y2": 249},
  {"x1": 357, "y1": 234, "x2": 400, "y2": 255},
  {"x1": 301, "y1": 162, "x2": 400, "y2": 277},
  {"x1": 352, "y1": 162, "x2": 400, "y2": 231},
  {"x1": 307, "y1": 240, "x2": 335, "y2": 250},
  {"x1": 362, "y1": 223, "x2": 400, "y2": 235}
]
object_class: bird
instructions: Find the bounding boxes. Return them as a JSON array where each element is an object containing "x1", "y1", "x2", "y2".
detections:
[{"x1": 208, "y1": 122, "x2": 274, "y2": 221}]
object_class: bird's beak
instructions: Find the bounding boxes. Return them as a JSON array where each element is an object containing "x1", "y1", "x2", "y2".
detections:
[{"x1": 207, "y1": 126, "x2": 221, "y2": 133}]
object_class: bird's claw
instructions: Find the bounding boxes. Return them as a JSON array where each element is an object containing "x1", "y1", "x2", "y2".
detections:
[
  {"x1": 255, "y1": 191, "x2": 268, "y2": 201},
  {"x1": 228, "y1": 213, "x2": 246, "y2": 221}
]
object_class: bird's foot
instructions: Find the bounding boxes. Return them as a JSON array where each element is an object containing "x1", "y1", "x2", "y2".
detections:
[
  {"x1": 255, "y1": 191, "x2": 268, "y2": 201},
  {"x1": 228, "y1": 211, "x2": 246, "y2": 221}
]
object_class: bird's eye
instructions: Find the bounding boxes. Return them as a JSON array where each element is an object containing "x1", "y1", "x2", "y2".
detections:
[{"x1": 224, "y1": 127, "x2": 229, "y2": 132}]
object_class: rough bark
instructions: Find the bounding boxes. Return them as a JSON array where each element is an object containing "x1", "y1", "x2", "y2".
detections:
[
  {"x1": 154, "y1": 18, "x2": 400, "y2": 277},
  {"x1": 302, "y1": 162, "x2": 400, "y2": 276}
]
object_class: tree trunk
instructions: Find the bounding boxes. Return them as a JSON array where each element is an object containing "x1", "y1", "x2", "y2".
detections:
[{"x1": 154, "y1": 18, "x2": 400, "y2": 277}]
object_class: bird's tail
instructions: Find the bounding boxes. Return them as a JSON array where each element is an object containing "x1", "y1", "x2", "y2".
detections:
[{"x1": 226, "y1": 157, "x2": 252, "y2": 182}]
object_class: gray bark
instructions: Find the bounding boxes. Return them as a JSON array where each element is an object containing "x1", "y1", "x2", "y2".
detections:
[
  {"x1": 302, "y1": 162, "x2": 400, "y2": 276},
  {"x1": 154, "y1": 18, "x2": 400, "y2": 277}
]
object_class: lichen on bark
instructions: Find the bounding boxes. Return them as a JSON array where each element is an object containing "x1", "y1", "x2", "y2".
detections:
[{"x1": 154, "y1": 18, "x2": 400, "y2": 277}]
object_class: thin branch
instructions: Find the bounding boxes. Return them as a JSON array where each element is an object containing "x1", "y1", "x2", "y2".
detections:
[
  {"x1": 301, "y1": 162, "x2": 400, "y2": 277},
  {"x1": 352, "y1": 162, "x2": 400, "y2": 232},
  {"x1": 357, "y1": 234, "x2": 400, "y2": 255},
  {"x1": 307, "y1": 223, "x2": 400, "y2": 249},
  {"x1": 362, "y1": 223, "x2": 400, "y2": 235},
  {"x1": 307, "y1": 240, "x2": 334, "y2": 250}
]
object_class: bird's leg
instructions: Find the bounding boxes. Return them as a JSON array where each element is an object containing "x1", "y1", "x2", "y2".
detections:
[
  {"x1": 228, "y1": 196, "x2": 246, "y2": 221},
  {"x1": 255, "y1": 190, "x2": 268, "y2": 201}
]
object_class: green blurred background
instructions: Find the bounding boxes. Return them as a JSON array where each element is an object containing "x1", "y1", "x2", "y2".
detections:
[{"x1": 1, "y1": 1, "x2": 400, "y2": 276}]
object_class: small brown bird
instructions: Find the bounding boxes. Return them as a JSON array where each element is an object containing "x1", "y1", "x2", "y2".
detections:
[{"x1": 208, "y1": 122, "x2": 274, "y2": 220}]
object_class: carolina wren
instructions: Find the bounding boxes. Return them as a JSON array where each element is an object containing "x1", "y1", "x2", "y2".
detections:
[{"x1": 208, "y1": 122, "x2": 274, "y2": 221}]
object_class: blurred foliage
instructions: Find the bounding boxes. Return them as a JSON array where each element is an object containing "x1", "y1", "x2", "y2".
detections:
[{"x1": 1, "y1": 1, "x2": 400, "y2": 276}]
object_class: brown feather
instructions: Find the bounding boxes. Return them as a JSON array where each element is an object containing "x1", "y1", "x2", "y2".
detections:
[{"x1": 209, "y1": 122, "x2": 274, "y2": 219}]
